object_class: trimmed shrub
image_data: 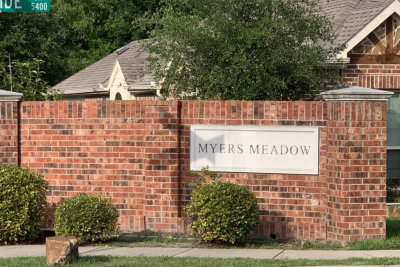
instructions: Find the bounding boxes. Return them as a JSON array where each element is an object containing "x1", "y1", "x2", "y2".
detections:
[
  {"x1": 54, "y1": 193, "x2": 119, "y2": 243},
  {"x1": 186, "y1": 181, "x2": 260, "y2": 244},
  {"x1": 0, "y1": 164, "x2": 48, "y2": 244}
]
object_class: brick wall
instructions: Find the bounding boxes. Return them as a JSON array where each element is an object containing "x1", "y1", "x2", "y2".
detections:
[
  {"x1": 0, "y1": 102, "x2": 19, "y2": 165},
  {"x1": 0, "y1": 99, "x2": 388, "y2": 243},
  {"x1": 343, "y1": 64, "x2": 400, "y2": 89},
  {"x1": 179, "y1": 101, "x2": 329, "y2": 240},
  {"x1": 325, "y1": 101, "x2": 387, "y2": 242}
]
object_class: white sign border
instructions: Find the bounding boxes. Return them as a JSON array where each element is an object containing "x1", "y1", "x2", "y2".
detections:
[{"x1": 190, "y1": 125, "x2": 320, "y2": 175}]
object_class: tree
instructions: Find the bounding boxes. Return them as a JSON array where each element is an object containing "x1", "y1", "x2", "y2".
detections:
[
  {"x1": 0, "y1": 0, "x2": 161, "y2": 91},
  {"x1": 0, "y1": 12, "x2": 69, "y2": 86},
  {"x1": 52, "y1": 0, "x2": 161, "y2": 76},
  {"x1": 143, "y1": 0, "x2": 339, "y2": 100},
  {"x1": 0, "y1": 58, "x2": 60, "y2": 101}
]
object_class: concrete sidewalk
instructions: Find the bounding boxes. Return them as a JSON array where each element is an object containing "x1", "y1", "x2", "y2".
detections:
[{"x1": 1, "y1": 245, "x2": 400, "y2": 261}]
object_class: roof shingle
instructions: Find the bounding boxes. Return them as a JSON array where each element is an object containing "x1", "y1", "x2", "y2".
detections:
[
  {"x1": 322, "y1": 0, "x2": 395, "y2": 47},
  {"x1": 54, "y1": 40, "x2": 154, "y2": 96}
]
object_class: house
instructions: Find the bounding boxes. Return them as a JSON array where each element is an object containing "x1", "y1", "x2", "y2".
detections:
[
  {"x1": 56, "y1": 1, "x2": 400, "y2": 98},
  {"x1": 54, "y1": 40, "x2": 161, "y2": 101},
  {"x1": 323, "y1": 0, "x2": 400, "y2": 184},
  {"x1": 323, "y1": 0, "x2": 400, "y2": 87}
]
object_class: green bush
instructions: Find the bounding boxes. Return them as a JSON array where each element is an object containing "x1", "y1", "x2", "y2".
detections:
[
  {"x1": 186, "y1": 180, "x2": 260, "y2": 244},
  {"x1": 0, "y1": 164, "x2": 48, "y2": 244},
  {"x1": 54, "y1": 193, "x2": 119, "y2": 243}
]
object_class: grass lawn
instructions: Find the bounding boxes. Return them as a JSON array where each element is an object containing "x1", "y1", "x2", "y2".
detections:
[
  {"x1": 1, "y1": 219, "x2": 400, "y2": 266},
  {"x1": 103, "y1": 217, "x2": 400, "y2": 250},
  {"x1": 348, "y1": 217, "x2": 400, "y2": 250},
  {"x1": 2, "y1": 256, "x2": 400, "y2": 267}
]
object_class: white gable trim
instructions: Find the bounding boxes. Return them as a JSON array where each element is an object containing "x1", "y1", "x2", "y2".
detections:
[
  {"x1": 106, "y1": 60, "x2": 126, "y2": 90},
  {"x1": 338, "y1": 0, "x2": 400, "y2": 59}
]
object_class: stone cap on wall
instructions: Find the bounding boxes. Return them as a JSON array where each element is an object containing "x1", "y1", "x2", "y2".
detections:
[
  {"x1": 320, "y1": 86, "x2": 394, "y2": 101},
  {"x1": 0, "y1": 90, "x2": 23, "y2": 102}
]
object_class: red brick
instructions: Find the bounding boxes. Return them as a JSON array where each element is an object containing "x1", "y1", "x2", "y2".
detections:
[{"x1": 0, "y1": 98, "x2": 387, "y2": 243}]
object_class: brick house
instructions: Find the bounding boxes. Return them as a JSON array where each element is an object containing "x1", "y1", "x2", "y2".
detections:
[
  {"x1": 323, "y1": 0, "x2": 400, "y2": 184},
  {"x1": 324, "y1": 0, "x2": 400, "y2": 87},
  {"x1": 56, "y1": 1, "x2": 400, "y2": 98}
]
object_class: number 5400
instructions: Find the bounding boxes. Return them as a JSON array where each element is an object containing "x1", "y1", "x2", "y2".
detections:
[{"x1": 31, "y1": 2, "x2": 47, "y2": 11}]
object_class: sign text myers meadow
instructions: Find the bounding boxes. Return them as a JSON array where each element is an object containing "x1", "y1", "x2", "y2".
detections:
[
  {"x1": 190, "y1": 125, "x2": 320, "y2": 175},
  {"x1": 0, "y1": 0, "x2": 50, "y2": 12}
]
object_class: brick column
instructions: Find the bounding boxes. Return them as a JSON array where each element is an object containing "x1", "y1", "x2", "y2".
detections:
[
  {"x1": 321, "y1": 86, "x2": 393, "y2": 243},
  {"x1": 143, "y1": 101, "x2": 183, "y2": 233},
  {"x1": 0, "y1": 90, "x2": 22, "y2": 165}
]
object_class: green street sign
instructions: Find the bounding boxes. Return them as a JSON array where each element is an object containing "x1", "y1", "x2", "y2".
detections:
[{"x1": 0, "y1": 0, "x2": 50, "y2": 13}]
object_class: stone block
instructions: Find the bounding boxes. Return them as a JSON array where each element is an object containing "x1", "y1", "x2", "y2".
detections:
[{"x1": 46, "y1": 236, "x2": 79, "y2": 266}]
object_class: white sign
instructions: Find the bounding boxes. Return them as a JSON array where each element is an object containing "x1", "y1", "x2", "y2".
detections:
[{"x1": 190, "y1": 125, "x2": 320, "y2": 175}]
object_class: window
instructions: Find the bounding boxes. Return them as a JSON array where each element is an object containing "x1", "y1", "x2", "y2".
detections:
[
  {"x1": 387, "y1": 92, "x2": 400, "y2": 184},
  {"x1": 115, "y1": 92, "x2": 122, "y2": 100}
]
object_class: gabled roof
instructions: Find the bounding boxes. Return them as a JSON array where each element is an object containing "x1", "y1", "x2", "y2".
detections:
[
  {"x1": 56, "y1": 1, "x2": 400, "y2": 96},
  {"x1": 322, "y1": 0, "x2": 400, "y2": 58},
  {"x1": 54, "y1": 40, "x2": 155, "y2": 96}
]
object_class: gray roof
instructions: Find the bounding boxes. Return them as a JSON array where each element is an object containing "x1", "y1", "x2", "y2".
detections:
[
  {"x1": 54, "y1": 40, "x2": 155, "y2": 96},
  {"x1": 322, "y1": 0, "x2": 395, "y2": 47},
  {"x1": 56, "y1": 1, "x2": 398, "y2": 97}
]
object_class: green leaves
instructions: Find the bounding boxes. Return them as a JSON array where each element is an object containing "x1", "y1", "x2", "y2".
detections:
[
  {"x1": 189, "y1": 166, "x2": 221, "y2": 185},
  {"x1": 186, "y1": 181, "x2": 259, "y2": 244},
  {"x1": 0, "y1": 58, "x2": 60, "y2": 101},
  {"x1": 0, "y1": 164, "x2": 48, "y2": 244},
  {"x1": 50, "y1": 0, "x2": 161, "y2": 79},
  {"x1": 0, "y1": 0, "x2": 161, "y2": 91},
  {"x1": 144, "y1": 0, "x2": 338, "y2": 100},
  {"x1": 54, "y1": 193, "x2": 119, "y2": 244}
]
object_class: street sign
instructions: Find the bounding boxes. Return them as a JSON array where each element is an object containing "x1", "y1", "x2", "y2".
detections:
[{"x1": 0, "y1": 0, "x2": 50, "y2": 13}]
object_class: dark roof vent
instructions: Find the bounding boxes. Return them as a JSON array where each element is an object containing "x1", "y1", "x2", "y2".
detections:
[{"x1": 116, "y1": 46, "x2": 129, "y2": 55}]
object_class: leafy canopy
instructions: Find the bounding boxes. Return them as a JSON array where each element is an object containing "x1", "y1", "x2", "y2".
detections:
[
  {"x1": 144, "y1": 0, "x2": 338, "y2": 100},
  {"x1": 53, "y1": 0, "x2": 160, "y2": 76},
  {"x1": 0, "y1": 12, "x2": 68, "y2": 86},
  {"x1": 0, "y1": 58, "x2": 60, "y2": 101},
  {"x1": 0, "y1": 0, "x2": 160, "y2": 100}
]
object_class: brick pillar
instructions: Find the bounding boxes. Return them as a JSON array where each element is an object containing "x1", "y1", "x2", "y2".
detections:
[
  {"x1": 143, "y1": 101, "x2": 183, "y2": 233},
  {"x1": 0, "y1": 90, "x2": 22, "y2": 165},
  {"x1": 321, "y1": 86, "x2": 393, "y2": 243}
]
